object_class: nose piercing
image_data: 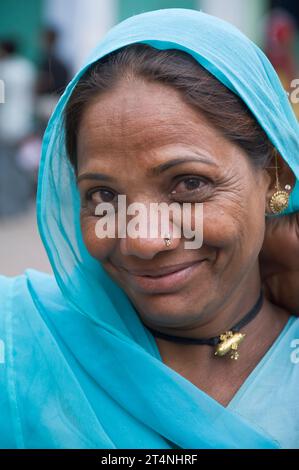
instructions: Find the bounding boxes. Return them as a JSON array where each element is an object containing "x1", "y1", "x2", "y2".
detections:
[{"x1": 164, "y1": 234, "x2": 172, "y2": 247}]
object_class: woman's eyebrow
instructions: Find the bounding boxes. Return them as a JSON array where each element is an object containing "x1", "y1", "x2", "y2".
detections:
[
  {"x1": 77, "y1": 156, "x2": 216, "y2": 183},
  {"x1": 77, "y1": 173, "x2": 114, "y2": 183},
  {"x1": 150, "y1": 156, "x2": 216, "y2": 176}
]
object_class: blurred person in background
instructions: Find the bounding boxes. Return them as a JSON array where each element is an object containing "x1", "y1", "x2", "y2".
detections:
[
  {"x1": 36, "y1": 27, "x2": 70, "y2": 132},
  {"x1": 0, "y1": 39, "x2": 36, "y2": 217},
  {"x1": 264, "y1": 7, "x2": 299, "y2": 118}
]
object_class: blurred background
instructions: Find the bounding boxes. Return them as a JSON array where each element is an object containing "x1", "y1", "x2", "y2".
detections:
[{"x1": 1, "y1": 0, "x2": 299, "y2": 276}]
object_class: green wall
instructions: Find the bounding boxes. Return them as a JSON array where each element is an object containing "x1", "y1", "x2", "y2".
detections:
[
  {"x1": 0, "y1": 0, "x2": 43, "y2": 62},
  {"x1": 118, "y1": 0, "x2": 197, "y2": 21}
]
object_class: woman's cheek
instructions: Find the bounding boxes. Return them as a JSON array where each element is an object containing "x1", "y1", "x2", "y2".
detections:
[
  {"x1": 199, "y1": 203, "x2": 241, "y2": 249},
  {"x1": 80, "y1": 215, "x2": 116, "y2": 260}
]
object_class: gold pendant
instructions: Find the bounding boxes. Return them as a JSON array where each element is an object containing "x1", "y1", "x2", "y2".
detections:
[{"x1": 214, "y1": 331, "x2": 245, "y2": 360}]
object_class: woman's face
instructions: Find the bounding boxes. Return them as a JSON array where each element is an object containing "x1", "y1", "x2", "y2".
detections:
[{"x1": 77, "y1": 78, "x2": 271, "y2": 329}]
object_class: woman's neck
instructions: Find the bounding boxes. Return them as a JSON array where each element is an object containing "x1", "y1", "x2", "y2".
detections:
[{"x1": 154, "y1": 296, "x2": 290, "y2": 406}]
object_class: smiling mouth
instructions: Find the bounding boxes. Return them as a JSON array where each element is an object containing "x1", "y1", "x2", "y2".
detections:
[
  {"x1": 122, "y1": 259, "x2": 205, "y2": 277},
  {"x1": 123, "y1": 259, "x2": 207, "y2": 294}
]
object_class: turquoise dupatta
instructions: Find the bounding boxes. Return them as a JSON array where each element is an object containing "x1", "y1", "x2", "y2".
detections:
[{"x1": 1, "y1": 8, "x2": 299, "y2": 448}]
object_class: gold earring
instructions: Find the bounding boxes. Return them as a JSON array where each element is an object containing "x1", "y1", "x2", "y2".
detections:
[
  {"x1": 269, "y1": 150, "x2": 291, "y2": 214},
  {"x1": 164, "y1": 234, "x2": 172, "y2": 247}
]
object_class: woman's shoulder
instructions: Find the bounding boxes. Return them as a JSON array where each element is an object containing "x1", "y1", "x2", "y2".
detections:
[
  {"x1": 0, "y1": 269, "x2": 55, "y2": 291},
  {"x1": 0, "y1": 267, "x2": 53, "y2": 295},
  {"x1": 0, "y1": 269, "x2": 71, "y2": 449},
  {"x1": 0, "y1": 268, "x2": 63, "y2": 302},
  {"x1": 0, "y1": 269, "x2": 51, "y2": 348},
  {"x1": 0, "y1": 273, "x2": 17, "y2": 302},
  {"x1": 285, "y1": 314, "x2": 299, "y2": 337},
  {"x1": 0, "y1": 269, "x2": 66, "y2": 335},
  {"x1": 286, "y1": 315, "x2": 299, "y2": 364}
]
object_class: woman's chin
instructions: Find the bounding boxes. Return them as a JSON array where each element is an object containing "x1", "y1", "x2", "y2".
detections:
[{"x1": 131, "y1": 293, "x2": 211, "y2": 329}]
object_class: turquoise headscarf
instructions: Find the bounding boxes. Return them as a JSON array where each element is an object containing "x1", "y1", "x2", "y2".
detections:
[{"x1": 1, "y1": 8, "x2": 299, "y2": 449}]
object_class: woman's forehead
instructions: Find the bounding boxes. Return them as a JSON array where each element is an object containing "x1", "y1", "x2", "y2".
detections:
[{"x1": 76, "y1": 79, "x2": 227, "y2": 166}]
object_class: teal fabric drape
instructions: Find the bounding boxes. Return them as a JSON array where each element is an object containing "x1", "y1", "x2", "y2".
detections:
[{"x1": 1, "y1": 8, "x2": 299, "y2": 448}]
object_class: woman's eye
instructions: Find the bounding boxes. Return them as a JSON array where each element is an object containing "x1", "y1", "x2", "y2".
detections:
[
  {"x1": 171, "y1": 177, "x2": 206, "y2": 194},
  {"x1": 86, "y1": 188, "x2": 116, "y2": 204}
]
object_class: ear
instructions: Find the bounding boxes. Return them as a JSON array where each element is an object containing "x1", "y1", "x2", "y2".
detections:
[{"x1": 264, "y1": 150, "x2": 296, "y2": 214}]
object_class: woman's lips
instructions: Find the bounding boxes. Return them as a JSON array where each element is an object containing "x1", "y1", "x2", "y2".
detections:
[{"x1": 125, "y1": 259, "x2": 207, "y2": 294}]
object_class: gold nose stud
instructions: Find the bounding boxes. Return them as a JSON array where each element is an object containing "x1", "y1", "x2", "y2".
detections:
[{"x1": 164, "y1": 234, "x2": 172, "y2": 247}]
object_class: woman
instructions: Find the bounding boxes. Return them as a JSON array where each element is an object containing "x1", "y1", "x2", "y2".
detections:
[{"x1": 0, "y1": 8, "x2": 299, "y2": 449}]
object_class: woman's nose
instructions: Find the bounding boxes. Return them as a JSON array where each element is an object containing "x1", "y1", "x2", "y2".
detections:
[{"x1": 119, "y1": 231, "x2": 180, "y2": 259}]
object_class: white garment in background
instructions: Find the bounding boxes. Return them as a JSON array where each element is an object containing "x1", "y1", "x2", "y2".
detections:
[{"x1": 0, "y1": 55, "x2": 36, "y2": 142}]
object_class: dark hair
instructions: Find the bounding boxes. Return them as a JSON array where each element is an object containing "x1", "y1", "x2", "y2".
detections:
[{"x1": 64, "y1": 43, "x2": 274, "y2": 173}]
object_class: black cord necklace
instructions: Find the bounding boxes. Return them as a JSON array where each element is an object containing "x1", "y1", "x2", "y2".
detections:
[{"x1": 144, "y1": 289, "x2": 264, "y2": 360}]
